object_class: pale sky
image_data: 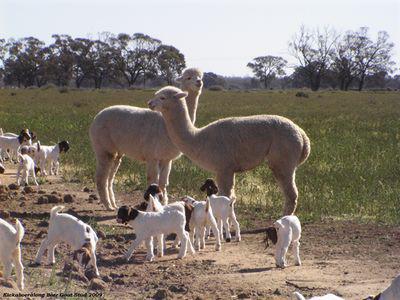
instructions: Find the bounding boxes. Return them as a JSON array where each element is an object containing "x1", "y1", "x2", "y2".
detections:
[{"x1": 1, "y1": 0, "x2": 399, "y2": 76}]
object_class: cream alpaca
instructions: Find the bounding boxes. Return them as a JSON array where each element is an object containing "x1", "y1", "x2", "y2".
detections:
[
  {"x1": 89, "y1": 68, "x2": 203, "y2": 210},
  {"x1": 0, "y1": 218, "x2": 25, "y2": 290},
  {"x1": 148, "y1": 87, "x2": 310, "y2": 215}
]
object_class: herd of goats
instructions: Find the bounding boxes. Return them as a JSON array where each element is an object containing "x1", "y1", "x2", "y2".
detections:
[{"x1": 0, "y1": 68, "x2": 398, "y2": 299}]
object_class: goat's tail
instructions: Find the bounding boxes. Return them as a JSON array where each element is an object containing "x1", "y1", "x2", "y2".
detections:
[
  {"x1": 293, "y1": 292, "x2": 306, "y2": 300},
  {"x1": 50, "y1": 205, "x2": 65, "y2": 219},
  {"x1": 14, "y1": 219, "x2": 25, "y2": 244},
  {"x1": 298, "y1": 129, "x2": 311, "y2": 166}
]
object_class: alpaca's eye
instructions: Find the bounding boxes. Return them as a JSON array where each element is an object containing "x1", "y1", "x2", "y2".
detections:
[
  {"x1": 187, "y1": 77, "x2": 191, "y2": 80},
  {"x1": 160, "y1": 97, "x2": 165, "y2": 100}
]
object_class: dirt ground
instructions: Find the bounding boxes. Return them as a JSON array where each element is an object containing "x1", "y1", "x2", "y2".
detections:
[{"x1": 0, "y1": 164, "x2": 399, "y2": 300}]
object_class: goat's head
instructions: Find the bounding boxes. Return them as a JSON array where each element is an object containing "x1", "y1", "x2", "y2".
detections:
[
  {"x1": 264, "y1": 227, "x2": 278, "y2": 248},
  {"x1": 58, "y1": 140, "x2": 70, "y2": 153},
  {"x1": 143, "y1": 183, "x2": 163, "y2": 201},
  {"x1": 200, "y1": 178, "x2": 218, "y2": 196},
  {"x1": 116, "y1": 205, "x2": 139, "y2": 224}
]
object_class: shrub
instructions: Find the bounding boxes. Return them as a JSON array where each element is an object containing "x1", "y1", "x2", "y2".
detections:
[
  {"x1": 295, "y1": 91, "x2": 309, "y2": 98},
  {"x1": 208, "y1": 85, "x2": 225, "y2": 91}
]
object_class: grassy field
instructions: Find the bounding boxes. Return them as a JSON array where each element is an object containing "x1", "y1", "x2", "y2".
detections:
[{"x1": 0, "y1": 86, "x2": 399, "y2": 224}]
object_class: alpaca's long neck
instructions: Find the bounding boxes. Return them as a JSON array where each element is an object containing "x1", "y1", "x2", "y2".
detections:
[
  {"x1": 185, "y1": 89, "x2": 201, "y2": 125},
  {"x1": 162, "y1": 100, "x2": 200, "y2": 157}
]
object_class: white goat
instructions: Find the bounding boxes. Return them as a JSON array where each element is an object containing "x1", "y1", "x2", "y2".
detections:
[
  {"x1": 294, "y1": 292, "x2": 344, "y2": 300},
  {"x1": 16, "y1": 146, "x2": 38, "y2": 186},
  {"x1": 200, "y1": 178, "x2": 241, "y2": 242},
  {"x1": 265, "y1": 215, "x2": 301, "y2": 268},
  {"x1": 35, "y1": 206, "x2": 100, "y2": 276},
  {"x1": 364, "y1": 273, "x2": 400, "y2": 300},
  {"x1": 0, "y1": 129, "x2": 32, "y2": 161},
  {"x1": 0, "y1": 218, "x2": 25, "y2": 290},
  {"x1": 116, "y1": 196, "x2": 195, "y2": 262},
  {"x1": 182, "y1": 196, "x2": 221, "y2": 251},
  {"x1": 34, "y1": 140, "x2": 70, "y2": 175}
]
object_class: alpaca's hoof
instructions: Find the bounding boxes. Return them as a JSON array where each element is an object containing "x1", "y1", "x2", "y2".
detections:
[
  {"x1": 225, "y1": 238, "x2": 231, "y2": 243},
  {"x1": 276, "y1": 263, "x2": 286, "y2": 269},
  {"x1": 177, "y1": 254, "x2": 186, "y2": 259},
  {"x1": 145, "y1": 255, "x2": 154, "y2": 262},
  {"x1": 295, "y1": 261, "x2": 301, "y2": 266},
  {"x1": 236, "y1": 236, "x2": 241, "y2": 242},
  {"x1": 215, "y1": 244, "x2": 222, "y2": 251}
]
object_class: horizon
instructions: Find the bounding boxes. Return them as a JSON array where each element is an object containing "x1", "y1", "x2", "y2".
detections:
[{"x1": 1, "y1": 0, "x2": 399, "y2": 77}]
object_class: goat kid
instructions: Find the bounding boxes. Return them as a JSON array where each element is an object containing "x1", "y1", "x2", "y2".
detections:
[
  {"x1": 294, "y1": 292, "x2": 344, "y2": 300},
  {"x1": 35, "y1": 206, "x2": 100, "y2": 276},
  {"x1": 34, "y1": 140, "x2": 70, "y2": 176},
  {"x1": 200, "y1": 178, "x2": 241, "y2": 242},
  {"x1": 0, "y1": 218, "x2": 25, "y2": 290},
  {"x1": 16, "y1": 146, "x2": 38, "y2": 186},
  {"x1": 0, "y1": 129, "x2": 32, "y2": 161},
  {"x1": 117, "y1": 196, "x2": 195, "y2": 262},
  {"x1": 265, "y1": 215, "x2": 301, "y2": 268}
]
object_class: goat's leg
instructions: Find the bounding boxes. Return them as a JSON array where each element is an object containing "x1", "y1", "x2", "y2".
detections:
[
  {"x1": 208, "y1": 214, "x2": 221, "y2": 251},
  {"x1": 34, "y1": 238, "x2": 50, "y2": 264},
  {"x1": 125, "y1": 236, "x2": 143, "y2": 262},
  {"x1": 108, "y1": 154, "x2": 123, "y2": 209},
  {"x1": 145, "y1": 237, "x2": 155, "y2": 262},
  {"x1": 12, "y1": 247, "x2": 24, "y2": 290},
  {"x1": 293, "y1": 239, "x2": 301, "y2": 266},
  {"x1": 95, "y1": 151, "x2": 114, "y2": 211},
  {"x1": 158, "y1": 160, "x2": 172, "y2": 205},
  {"x1": 230, "y1": 210, "x2": 241, "y2": 242}
]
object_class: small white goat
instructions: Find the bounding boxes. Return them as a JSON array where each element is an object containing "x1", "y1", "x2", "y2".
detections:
[
  {"x1": 265, "y1": 215, "x2": 301, "y2": 268},
  {"x1": 16, "y1": 146, "x2": 39, "y2": 186},
  {"x1": 0, "y1": 218, "x2": 25, "y2": 290},
  {"x1": 0, "y1": 129, "x2": 32, "y2": 161},
  {"x1": 294, "y1": 292, "x2": 344, "y2": 300},
  {"x1": 363, "y1": 273, "x2": 400, "y2": 300},
  {"x1": 200, "y1": 178, "x2": 241, "y2": 242},
  {"x1": 34, "y1": 140, "x2": 70, "y2": 175},
  {"x1": 116, "y1": 196, "x2": 195, "y2": 262},
  {"x1": 182, "y1": 196, "x2": 221, "y2": 251},
  {"x1": 35, "y1": 206, "x2": 100, "y2": 276}
]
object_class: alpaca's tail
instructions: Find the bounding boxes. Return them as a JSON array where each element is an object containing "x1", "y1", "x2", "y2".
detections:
[
  {"x1": 14, "y1": 219, "x2": 25, "y2": 244},
  {"x1": 50, "y1": 205, "x2": 65, "y2": 219},
  {"x1": 298, "y1": 130, "x2": 311, "y2": 166},
  {"x1": 293, "y1": 292, "x2": 306, "y2": 300}
]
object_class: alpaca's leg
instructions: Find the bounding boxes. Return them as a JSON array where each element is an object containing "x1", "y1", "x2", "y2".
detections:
[
  {"x1": 158, "y1": 160, "x2": 172, "y2": 205},
  {"x1": 95, "y1": 151, "x2": 114, "y2": 211},
  {"x1": 108, "y1": 154, "x2": 123, "y2": 209},
  {"x1": 271, "y1": 166, "x2": 298, "y2": 215},
  {"x1": 222, "y1": 218, "x2": 231, "y2": 242},
  {"x1": 293, "y1": 239, "x2": 301, "y2": 266},
  {"x1": 230, "y1": 210, "x2": 241, "y2": 242},
  {"x1": 146, "y1": 160, "x2": 160, "y2": 187},
  {"x1": 13, "y1": 247, "x2": 25, "y2": 290},
  {"x1": 216, "y1": 171, "x2": 236, "y2": 199}
]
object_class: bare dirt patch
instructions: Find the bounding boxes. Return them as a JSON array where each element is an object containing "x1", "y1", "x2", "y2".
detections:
[{"x1": 0, "y1": 165, "x2": 399, "y2": 299}]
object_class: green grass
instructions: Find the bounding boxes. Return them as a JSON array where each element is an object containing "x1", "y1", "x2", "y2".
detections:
[{"x1": 1, "y1": 86, "x2": 399, "y2": 223}]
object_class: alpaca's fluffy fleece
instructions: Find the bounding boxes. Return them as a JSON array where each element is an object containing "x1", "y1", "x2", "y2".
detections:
[
  {"x1": 265, "y1": 215, "x2": 301, "y2": 268},
  {"x1": 182, "y1": 196, "x2": 221, "y2": 251},
  {"x1": 117, "y1": 198, "x2": 195, "y2": 262},
  {"x1": 89, "y1": 68, "x2": 203, "y2": 210},
  {"x1": 35, "y1": 206, "x2": 100, "y2": 276},
  {"x1": 293, "y1": 292, "x2": 344, "y2": 300},
  {"x1": 148, "y1": 86, "x2": 310, "y2": 215},
  {"x1": 200, "y1": 178, "x2": 240, "y2": 242},
  {"x1": 16, "y1": 147, "x2": 38, "y2": 186},
  {"x1": 0, "y1": 218, "x2": 25, "y2": 290}
]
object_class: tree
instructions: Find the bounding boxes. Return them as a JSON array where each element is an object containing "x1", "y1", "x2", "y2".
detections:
[
  {"x1": 247, "y1": 55, "x2": 287, "y2": 88},
  {"x1": 47, "y1": 34, "x2": 74, "y2": 86},
  {"x1": 289, "y1": 26, "x2": 338, "y2": 91},
  {"x1": 111, "y1": 33, "x2": 161, "y2": 87},
  {"x1": 157, "y1": 45, "x2": 185, "y2": 84}
]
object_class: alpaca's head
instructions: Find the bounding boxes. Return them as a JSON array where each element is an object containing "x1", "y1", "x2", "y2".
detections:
[
  {"x1": 148, "y1": 86, "x2": 188, "y2": 113},
  {"x1": 177, "y1": 68, "x2": 203, "y2": 92}
]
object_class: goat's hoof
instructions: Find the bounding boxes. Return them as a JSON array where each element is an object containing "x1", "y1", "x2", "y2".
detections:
[
  {"x1": 295, "y1": 262, "x2": 301, "y2": 266},
  {"x1": 215, "y1": 245, "x2": 221, "y2": 251},
  {"x1": 225, "y1": 238, "x2": 231, "y2": 243},
  {"x1": 236, "y1": 236, "x2": 241, "y2": 242}
]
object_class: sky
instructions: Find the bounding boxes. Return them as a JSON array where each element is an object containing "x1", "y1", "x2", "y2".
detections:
[{"x1": 1, "y1": 0, "x2": 399, "y2": 77}]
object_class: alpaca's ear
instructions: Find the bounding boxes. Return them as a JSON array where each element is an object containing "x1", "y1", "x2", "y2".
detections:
[{"x1": 174, "y1": 91, "x2": 188, "y2": 100}]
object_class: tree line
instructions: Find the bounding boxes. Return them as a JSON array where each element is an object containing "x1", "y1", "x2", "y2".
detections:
[
  {"x1": 0, "y1": 32, "x2": 185, "y2": 89},
  {"x1": 247, "y1": 26, "x2": 397, "y2": 91}
]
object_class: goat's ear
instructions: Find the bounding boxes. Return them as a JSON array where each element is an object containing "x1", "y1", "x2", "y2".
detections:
[
  {"x1": 173, "y1": 91, "x2": 188, "y2": 100},
  {"x1": 37, "y1": 141, "x2": 41, "y2": 152},
  {"x1": 184, "y1": 203, "x2": 193, "y2": 211}
]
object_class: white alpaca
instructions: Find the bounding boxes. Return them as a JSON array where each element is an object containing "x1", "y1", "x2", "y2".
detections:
[
  {"x1": 89, "y1": 68, "x2": 203, "y2": 210},
  {"x1": 16, "y1": 147, "x2": 39, "y2": 186},
  {"x1": 116, "y1": 196, "x2": 195, "y2": 262},
  {"x1": 265, "y1": 215, "x2": 301, "y2": 268},
  {"x1": 35, "y1": 206, "x2": 100, "y2": 276},
  {"x1": 200, "y1": 178, "x2": 241, "y2": 242},
  {"x1": 182, "y1": 196, "x2": 221, "y2": 251},
  {"x1": 294, "y1": 292, "x2": 343, "y2": 300},
  {"x1": 0, "y1": 218, "x2": 25, "y2": 290},
  {"x1": 148, "y1": 86, "x2": 310, "y2": 215}
]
